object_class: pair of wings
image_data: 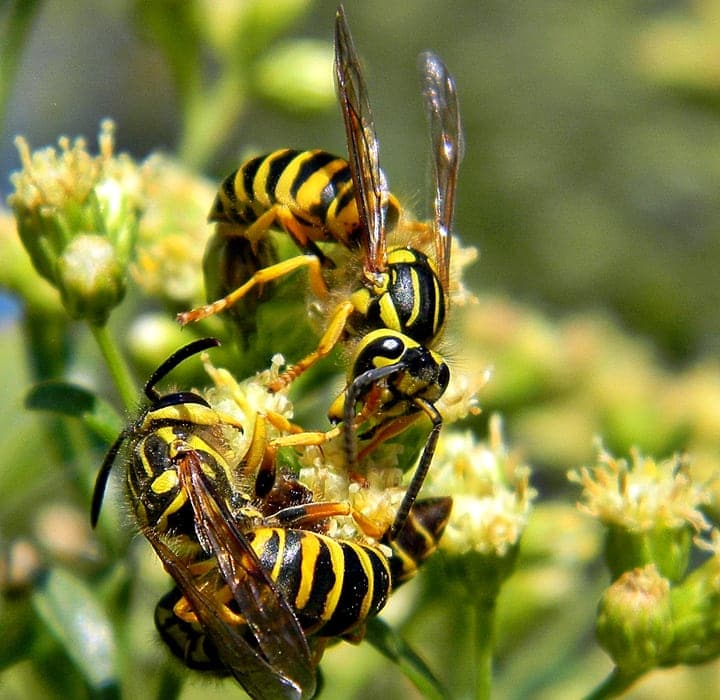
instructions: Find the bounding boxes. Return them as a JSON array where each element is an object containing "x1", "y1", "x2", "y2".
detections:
[
  {"x1": 145, "y1": 446, "x2": 317, "y2": 700},
  {"x1": 335, "y1": 4, "x2": 463, "y2": 290},
  {"x1": 91, "y1": 333, "x2": 314, "y2": 698}
]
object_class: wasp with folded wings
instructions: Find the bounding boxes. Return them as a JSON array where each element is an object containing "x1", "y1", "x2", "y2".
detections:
[
  {"x1": 179, "y1": 4, "x2": 463, "y2": 541},
  {"x1": 92, "y1": 338, "x2": 452, "y2": 699}
]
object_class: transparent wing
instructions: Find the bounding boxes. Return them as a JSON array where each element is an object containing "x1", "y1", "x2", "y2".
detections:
[
  {"x1": 167, "y1": 449, "x2": 316, "y2": 699},
  {"x1": 147, "y1": 532, "x2": 304, "y2": 700},
  {"x1": 418, "y1": 51, "x2": 463, "y2": 292},
  {"x1": 335, "y1": 4, "x2": 388, "y2": 273}
]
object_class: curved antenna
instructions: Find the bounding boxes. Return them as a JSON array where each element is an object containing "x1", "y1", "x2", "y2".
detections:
[
  {"x1": 418, "y1": 51, "x2": 463, "y2": 292},
  {"x1": 335, "y1": 4, "x2": 388, "y2": 274},
  {"x1": 342, "y1": 360, "x2": 410, "y2": 474},
  {"x1": 91, "y1": 337, "x2": 221, "y2": 527},
  {"x1": 144, "y1": 337, "x2": 220, "y2": 401},
  {"x1": 90, "y1": 429, "x2": 129, "y2": 527}
]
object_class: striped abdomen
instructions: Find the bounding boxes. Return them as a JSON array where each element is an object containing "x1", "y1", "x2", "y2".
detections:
[
  {"x1": 249, "y1": 527, "x2": 391, "y2": 638},
  {"x1": 154, "y1": 497, "x2": 452, "y2": 670},
  {"x1": 384, "y1": 497, "x2": 452, "y2": 586},
  {"x1": 209, "y1": 149, "x2": 400, "y2": 251}
]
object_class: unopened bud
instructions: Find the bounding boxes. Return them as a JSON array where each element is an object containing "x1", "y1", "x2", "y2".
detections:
[
  {"x1": 596, "y1": 564, "x2": 672, "y2": 674},
  {"x1": 56, "y1": 234, "x2": 125, "y2": 324}
]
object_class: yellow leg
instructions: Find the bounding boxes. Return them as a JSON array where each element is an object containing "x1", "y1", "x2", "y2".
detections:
[
  {"x1": 262, "y1": 409, "x2": 341, "y2": 449},
  {"x1": 242, "y1": 207, "x2": 281, "y2": 249},
  {"x1": 267, "y1": 500, "x2": 352, "y2": 529},
  {"x1": 173, "y1": 587, "x2": 245, "y2": 626},
  {"x1": 268, "y1": 300, "x2": 355, "y2": 391},
  {"x1": 269, "y1": 425, "x2": 342, "y2": 449},
  {"x1": 351, "y1": 509, "x2": 387, "y2": 540},
  {"x1": 177, "y1": 254, "x2": 328, "y2": 325}
]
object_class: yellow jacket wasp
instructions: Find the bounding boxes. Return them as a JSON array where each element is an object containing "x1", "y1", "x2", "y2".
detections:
[
  {"x1": 92, "y1": 338, "x2": 451, "y2": 699},
  {"x1": 179, "y1": 5, "x2": 463, "y2": 541}
]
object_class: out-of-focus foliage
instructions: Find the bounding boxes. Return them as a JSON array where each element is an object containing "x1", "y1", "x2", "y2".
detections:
[{"x1": 1, "y1": 1, "x2": 720, "y2": 699}]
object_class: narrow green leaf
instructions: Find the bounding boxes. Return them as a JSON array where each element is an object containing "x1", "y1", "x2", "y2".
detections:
[
  {"x1": 25, "y1": 380, "x2": 125, "y2": 444},
  {"x1": 31, "y1": 567, "x2": 119, "y2": 694},
  {"x1": 364, "y1": 617, "x2": 449, "y2": 700}
]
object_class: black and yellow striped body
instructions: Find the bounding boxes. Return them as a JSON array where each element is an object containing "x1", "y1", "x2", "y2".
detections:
[
  {"x1": 155, "y1": 497, "x2": 452, "y2": 673},
  {"x1": 208, "y1": 151, "x2": 446, "y2": 349},
  {"x1": 98, "y1": 340, "x2": 450, "y2": 685},
  {"x1": 210, "y1": 148, "x2": 400, "y2": 253},
  {"x1": 125, "y1": 403, "x2": 247, "y2": 536},
  {"x1": 349, "y1": 248, "x2": 446, "y2": 345},
  {"x1": 248, "y1": 527, "x2": 390, "y2": 638}
]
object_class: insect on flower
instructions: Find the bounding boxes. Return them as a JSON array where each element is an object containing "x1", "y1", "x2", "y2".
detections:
[
  {"x1": 179, "y1": 4, "x2": 463, "y2": 540},
  {"x1": 92, "y1": 338, "x2": 452, "y2": 699}
]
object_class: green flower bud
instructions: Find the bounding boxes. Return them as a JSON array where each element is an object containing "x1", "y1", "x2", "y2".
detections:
[
  {"x1": 605, "y1": 522, "x2": 694, "y2": 583},
  {"x1": 596, "y1": 564, "x2": 673, "y2": 674},
  {"x1": 0, "y1": 209, "x2": 63, "y2": 315},
  {"x1": 569, "y1": 447, "x2": 711, "y2": 581},
  {"x1": 55, "y1": 235, "x2": 125, "y2": 324},
  {"x1": 7, "y1": 121, "x2": 142, "y2": 324}
]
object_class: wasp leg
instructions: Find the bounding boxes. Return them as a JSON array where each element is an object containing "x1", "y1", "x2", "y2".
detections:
[
  {"x1": 242, "y1": 203, "x2": 335, "y2": 268},
  {"x1": 350, "y1": 509, "x2": 387, "y2": 540},
  {"x1": 241, "y1": 206, "x2": 332, "y2": 265},
  {"x1": 268, "y1": 300, "x2": 355, "y2": 392},
  {"x1": 274, "y1": 206, "x2": 337, "y2": 269},
  {"x1": 178, "y1": 254, "x2": 328, "y2": 325},
  {"x1": 268, "y1": 425, "x2": 342, "y2": 449},
  {"x1": 264, "y1": 409, "x2": 344, "y2": 446},
  {"x1": 172, "y1": 581, "x2": 246, "y2": 627},
  {"x1": 266, "y1": 501, "x2": 352, "y2": 529}
]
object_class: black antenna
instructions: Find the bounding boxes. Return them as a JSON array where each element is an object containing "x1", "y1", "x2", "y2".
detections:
[{"x1": 90, "y1": 337, "x2": 221, "y2": 527}]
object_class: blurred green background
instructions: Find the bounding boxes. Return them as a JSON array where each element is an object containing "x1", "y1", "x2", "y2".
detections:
[
  {"x1": 2, "y1": 1, "x2": 720, "y2": 699},
  {"x1": 4, "y1": 0, "x2": 720, "y2": 361}
]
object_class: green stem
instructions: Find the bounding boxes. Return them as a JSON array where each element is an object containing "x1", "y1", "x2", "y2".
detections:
[
  {"x1": 583, "y1": 668, "x2": 640, "y2": 700},
  {"x1": 470, "y1": 594, "x2": 495, "y2": 700},
  {"x1": 89, "y1": 323, "x2": 137, "y2": 412}
]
